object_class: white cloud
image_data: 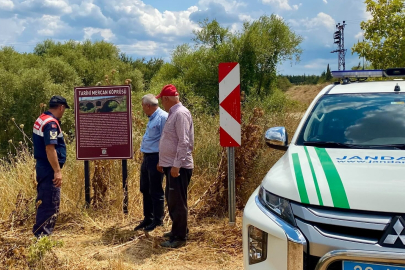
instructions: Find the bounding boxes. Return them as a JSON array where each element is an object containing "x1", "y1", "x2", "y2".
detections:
[
  {"x1": 304, "y1": 58, "x2": 331, "y2": 69},
  {"x1": 118, "y1": 41, "x2": 164, "y2": 56},
  {"x1": 292, "y1": 3, "x2": 302, "y2": 10},
  {"x1": 355, "y1": 31, "x2": 364, "y2": 39},
  {"x1": 0, "y1": 17, "x2": 26, "y2": 46},
  {"x1": 37, "y1": 15, "x2": 67, "y2": 36},
  {"x1": 84, "y1": 28, "x2": 116, "y2": 41},
  {"x1": 0, "y1": 0, "x2": 14, "y2": 10},
  {"x1": 198, "y1": 0, "x2": 247, "y2": 12},
  {"x1": 73, "y1": 1, "x2": 101, "y2": 16},
  {"x1": 140, "y1": 7, "x2": 199, "y2": 37},
  {"x1": 288, "y1": 19, "x2": 299, "y2": 27},
  {"x1": 290, "y1": 12, "x2": 335, "y2": 31},
  {"x1": 238, "y1": 14, "x2": 252, "y2": 21},
  {"x1": 229, "y1": 22, "x2": 243, "y2": 33},
  {"x1": 262, "y1": 0, "x2": 293, "y2": 10},
  {"x1": 43, "y1": 0, "x2": 72, "y2": 14},
  {"x1": 362, "y1": 5, "x2": 372, "y2": 21},
  {"x1": 323, "y1": 0, "x2": 327, "y2": 3},
  {"x1": 111, "y1": 1, "x2": 199, "y2": 37},
  {"x1": 69, "y1": 0, "x2": 111, "y2": 25}
]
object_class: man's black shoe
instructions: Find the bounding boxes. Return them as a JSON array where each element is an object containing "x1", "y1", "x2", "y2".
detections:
[
  {"x1": 160, "y1": 239, "x2": 186, "y2": 248},
  {"x1": 134, "y1": 220, "x2": 152, "y2": 231},
  {"x1": 144, "y1": 221, "x2": 163, "y2": 232},
  {"x1": 163, "y1": 228, "x2": 189, "y2": 239}
]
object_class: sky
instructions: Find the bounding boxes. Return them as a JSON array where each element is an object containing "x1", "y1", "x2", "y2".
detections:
[{"x1": 0, "y1": 0, "x2": 371, "y2": 75}]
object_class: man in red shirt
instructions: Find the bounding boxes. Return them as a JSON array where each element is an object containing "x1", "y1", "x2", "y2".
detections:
[{"x1": 156, "y1": 84, "x2": 194, "y2": 248}]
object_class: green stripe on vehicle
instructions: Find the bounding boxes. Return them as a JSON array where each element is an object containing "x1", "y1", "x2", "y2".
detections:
[
  {"x1": 292, "y1": 153, "x2": 310, "y2": 204},
  {"x1": 304, "y1": 146, "x2": 324, "y2": 206},
  {"x1": 314, "y1": 147, "x2": 350, "y2": 209}
]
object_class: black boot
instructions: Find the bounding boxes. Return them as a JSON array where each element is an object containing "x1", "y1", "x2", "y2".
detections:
[
  {"x1": 160, "y1": 238, "x2": 186, "y2": 248},
  {"x1": 144, "y1": 221, "x2": 163, "y2": 232},
  {"x1": 163, "y1": 228, "x2": 189, "y2": 239},
  {"x1": 134, "y1": 219, "x2": 152, "y2": 231}
]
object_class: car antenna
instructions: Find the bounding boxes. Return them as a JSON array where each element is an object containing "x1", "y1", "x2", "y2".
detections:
[{"x1": 394, "y1": 83, "x2": 401, "y2": 92}]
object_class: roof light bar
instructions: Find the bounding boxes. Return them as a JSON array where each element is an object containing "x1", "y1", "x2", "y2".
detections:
[
  {"x1": 385, "y1": 68, "x2": 405, "y2": 77},
  {"x1": 331, "y1": 70, "x2": 384, "y2": 78},
  {"x1": 332, "y1": 68, "x2": 405, "y2": 79}
]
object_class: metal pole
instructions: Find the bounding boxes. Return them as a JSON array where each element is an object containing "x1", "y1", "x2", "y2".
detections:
[
  {"x1": 84, "y1": 161, "x2": 90, "y2": 207},
  {"x1": 228, "y1": 147, "x2": 236, "y2": 224},
  {"x1": 122, "y1": 159, "x2": 128, "y2": 214}
]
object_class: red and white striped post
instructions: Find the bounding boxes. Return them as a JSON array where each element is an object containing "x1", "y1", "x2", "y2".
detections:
[{"x1": 219, "y1": 62, "x2": 241, "y2": 223}]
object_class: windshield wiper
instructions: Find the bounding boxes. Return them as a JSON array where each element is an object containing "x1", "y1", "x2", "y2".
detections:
[
  {"x1": 304, "y1": 142, "x2": 405, "y2": 150},
  {"x1": 365, "y1": 144, "x2": 405, "y2": 150},
  {"x1": 303, "y1": 141, "x2": 360, "y2": 149}
]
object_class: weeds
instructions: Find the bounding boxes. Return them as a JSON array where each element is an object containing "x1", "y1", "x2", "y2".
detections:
[{"x1": 27, "y1": 236, "x2": 64, "y2": 266}]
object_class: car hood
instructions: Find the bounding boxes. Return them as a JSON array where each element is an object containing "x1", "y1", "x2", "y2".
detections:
[{"x1": 261, "y1": 145, "x2": 405, "y2": 213}]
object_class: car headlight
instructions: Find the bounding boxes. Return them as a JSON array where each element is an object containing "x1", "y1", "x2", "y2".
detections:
[{"x1": 258, "y1": 186, "x2": 296, "y2": 227}]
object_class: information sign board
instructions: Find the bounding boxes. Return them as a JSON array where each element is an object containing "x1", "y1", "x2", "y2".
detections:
[{"x1": 74, "y1": 85, "x2": 133, "y2": 160}]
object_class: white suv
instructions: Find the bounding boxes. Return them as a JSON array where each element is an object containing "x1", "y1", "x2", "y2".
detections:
[{"x1": 243, "y1": 69, "x2": 405, "y2": 270}]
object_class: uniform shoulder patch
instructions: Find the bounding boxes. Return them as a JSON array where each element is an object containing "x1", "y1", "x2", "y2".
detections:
[{"x1": 50, "y1": 131, "x2": 57, "y2": 140}]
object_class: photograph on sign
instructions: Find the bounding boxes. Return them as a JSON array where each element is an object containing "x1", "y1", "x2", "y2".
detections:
[
  {"x1": 78, "y1": 95, "x2": 127, "y2": 114},
  {"x1": 74, "y1": 85, "x2": 133, "y2": 160}
]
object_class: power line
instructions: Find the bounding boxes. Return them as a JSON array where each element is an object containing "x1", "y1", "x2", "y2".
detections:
[{"x1": 331, "y1": 21, "x2": 347, "y2": 70}]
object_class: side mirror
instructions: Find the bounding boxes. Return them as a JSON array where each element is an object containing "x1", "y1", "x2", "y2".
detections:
[{"x1": 265, "y1": 127, "x2": 288, "y2": 151}]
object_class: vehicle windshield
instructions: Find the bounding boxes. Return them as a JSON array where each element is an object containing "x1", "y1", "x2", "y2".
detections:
[{"x1": 296, "y1": 93, "x2": 405, "y2": 148}]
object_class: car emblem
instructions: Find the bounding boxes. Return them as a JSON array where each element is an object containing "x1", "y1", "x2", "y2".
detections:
[{"x1": 380, "y1": 216, "x2": 405, "y2": 248}]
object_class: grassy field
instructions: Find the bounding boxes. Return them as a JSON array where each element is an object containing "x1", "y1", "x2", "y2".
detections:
[{"x1": 0, "y1": 84, "x2": 325, "y2": 269}]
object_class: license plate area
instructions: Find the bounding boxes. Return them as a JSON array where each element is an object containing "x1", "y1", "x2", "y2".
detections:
[{"x1": 343, "y1": 261, "x2": 405, "y2": 270}]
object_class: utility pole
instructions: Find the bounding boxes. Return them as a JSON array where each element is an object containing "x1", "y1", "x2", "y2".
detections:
[{"x1": 331, "y1": 21, "x2": 347, "y2": 70}]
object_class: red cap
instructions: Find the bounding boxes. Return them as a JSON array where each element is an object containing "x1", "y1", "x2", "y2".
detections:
[{"x1": 156, "y1": 84, "x2": 179, "y2": 98}]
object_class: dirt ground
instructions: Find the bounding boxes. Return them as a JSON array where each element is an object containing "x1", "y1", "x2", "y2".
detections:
[
  {"x1": 1, "y1": 214, "x2": 244, "y2": 270},
  {"x1": 57, "y1": 217, "x2": 243, "y2": 270}
]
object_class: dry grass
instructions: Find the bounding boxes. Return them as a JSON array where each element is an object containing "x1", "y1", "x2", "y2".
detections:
[
  {"x1": 285, "y1": 82, "x2": 330, "y2": 106},
  {"x1": 0, "y1": 86, "x2": 315, "y2": 269}
]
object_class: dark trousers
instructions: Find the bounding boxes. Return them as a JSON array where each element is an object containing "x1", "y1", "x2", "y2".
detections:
[
  {"x1": 33, "y1": 164, "x2": 60, "y2": 237},
  {"x1": 163, "y1": 167, "x2": 193, "y2": 240},
  {"x1": 140, "y1": 153, "x2": 164, "y2": 223}
]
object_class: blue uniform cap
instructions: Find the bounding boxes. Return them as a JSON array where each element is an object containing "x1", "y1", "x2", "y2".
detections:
[{"x1": 49, "y1": 95, "x2": 70, "y2": 109}]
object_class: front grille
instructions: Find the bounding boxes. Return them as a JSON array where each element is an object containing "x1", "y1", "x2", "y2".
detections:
[
  {"x1": 291, "y1": 202, "x2": 403, "y2": 267},
  {"x1": 291, "y1": 202, "x2": 393, "y2": 245},
  {"x1": 303, "y1": 219, "x2": 385, "y2": 243}
]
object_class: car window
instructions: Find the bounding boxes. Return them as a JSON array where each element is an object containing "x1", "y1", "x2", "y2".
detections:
[{"x1": 297, "y1": 93, "x2": 405, "y2": 146}]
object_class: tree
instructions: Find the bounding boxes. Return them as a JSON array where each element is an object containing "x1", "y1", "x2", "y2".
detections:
[
  {"x1": 326, "y1": 64, "x2": 332, "y2": 81},
  {"x1": 149, "y1": 16, "x2": 302, "y2": 111},
  {"x1": 240, "y1": 15, "x2": 303, "y2": 95},
  {"x1": 0, "y1": 40, "x2": 145, "y2": 157},
  {"x1": 352, "y1": 0, "x2": 405, "y2": 69},
  {"x1": 192, "y1": 19, "x2": 230, "y2": 49},
  {"x1": 121, "y1": 55, "x2": 164, "y2": 90}
]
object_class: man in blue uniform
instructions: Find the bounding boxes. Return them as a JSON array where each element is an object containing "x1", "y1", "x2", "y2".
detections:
[
  {"x1": 32, "y1": 95, "x2": 69, "y2": 237},
  {"x1": 134, "y1": 94, "x2": 168, "y2": 232}
]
